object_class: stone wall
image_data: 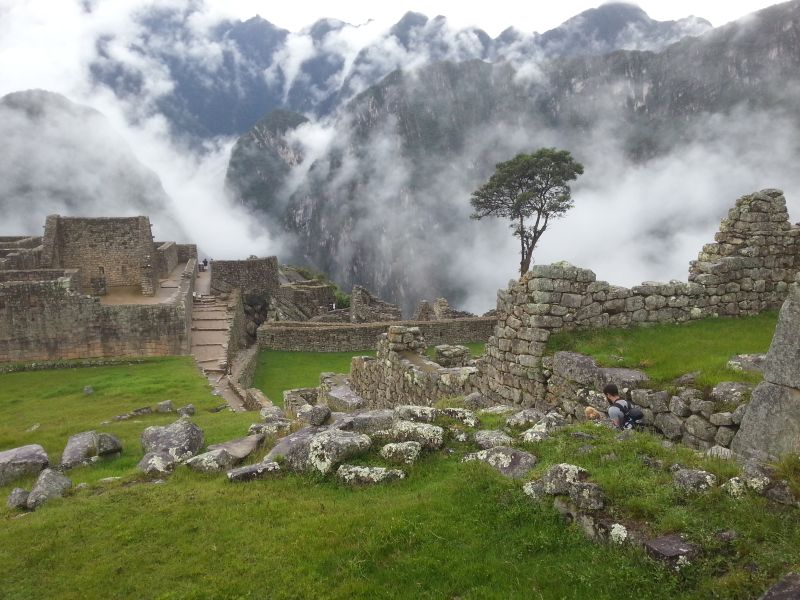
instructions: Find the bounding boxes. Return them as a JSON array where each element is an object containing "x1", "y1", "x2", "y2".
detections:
[
  {"x1": 732, "y1": 276, "x2": 800, "y2": 460},
  {"x1": 0, "y1": 260, "x2": 196, "y2": 363},
  {"x1": 41, "y1": 215, "x2": 158, "y2": 296},
  {"x1": 350, "y1": 286, "x2": 402, "y2": 322},
  {"x1": 210, "y1": 256, "x2": 279, "y2": 299},
  {"x1": 226, "y1": 290, "x2": 249, "y2": 368},
  {"x1": 478, "y1": 189, "x2": 800, "y2": 407},
  {"x1": 257, "y1": 317, "x2": 495, "y2": 352},
  {"x1": 350, "y1": 326, "x2": 480, "y2": 408},
  {"x1": 156, "y1": 242, "x2": 179, "y2": 277},
  {"x1": 273, "y1": 281, "x2": 336, "y2": 320},
  {"x1": 0, "y1": 270, "x2": 79, "y2": 288},
  {"x1": 175, "y1": 244, "x2": 198, "y2": 265}
]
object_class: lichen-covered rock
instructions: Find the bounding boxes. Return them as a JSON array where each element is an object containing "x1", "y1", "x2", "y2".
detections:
[
  {"x1": 741, "y1": 460, "x2": 772, "y2": 493},
  {"x1": 522, "y1": 480, "x2": 546, "y2": 500},
  {"x1": 26, "y1": 468, "x2": 71, "y2": 510},
  {"x1": 60, "y1": 431, "x2": 122, "y2": 470},
  {"x1": 764, "y1": 481, "x2": 798, "y2": 506},
  {"x1": 440, "y1": 407, "x2": 478, "y2": 427},
  {"x1": 248, "y1": 420, "x2": 292, "y2": 437},
  {"x1": 336, "y1": 465, "x2": 405, "y2": 485},
  {"x1": 673, "y1": 469, "x2": 717, "y2": 493},
  {"x1": 306, "y1": 430, "x2": 372, "y2": 474},
  {"x1": 6, "y1": 488, "x2": 29, "y2": 510},
  {"x1": 185, "y1": 449, "x2": 237, "y2": 473},
  {"x1": 395, "y1": 405, "x2": 438, "y2": 423},
  {"x1": 331, "y1": 409, "x2": 396, "y2": 434},
  {"x1": 731, "y1": 381, "x2": 800, "y2": 461},
  {"x1": 722, "y1": 477, "x2": 747, "y2": 499},
  {"x1": 382, "y1": 421, "x2": 444, "y2": 450},
  {"x1": 684, "y1": 415, "x2": 717, "y2": 442},
  {"x1": 711, "y1": 381, "x2": 754, "y2": 404},
  {"x1": 138, "y1": 451, "x2": 178, "y2": 476},
  {"x1": 521, "y1": 429, "x2": 550, "y2": 443},
  {"x1": 379, "y1": 442, "x2": 422, "y2": 465},
  {"x1": 759, "y1": 572, "x2": 800, "y2": 599},
  {"x1": 706, "y1": 445, "x2": 733, "y2": 460},
  {"x1": 540, "y1": 463, "x2": 589, "y2": 495},
  {"x1": 141, "y1": 418, "x2": 205, "y2": 462},
  {"x1": 506, "y1": 409, "x2": 545, "y2": 429},
  {"x1": 726, "y1": 354, "x2": 766, "y2": 373},
  {"x1": 568, "y1": 482, "x2": 605, "y2": 511},
  {"x1": 259, "y1": 405, "x2": 285, "y2": 422},
  {"x1": 644, "y1": 534, "x2": 697, "y2": 571},
  {"x1": 529, "y1": 412, "x2": 566, "y2": 434},
  {"x1": 462, "y1": 446, "x2": 537, "y2": 479},
  {"x1": 264, "y1": 426, "x2": 326, "y2": 470},
  {"x1": 297, "y1": 404, "x2": 331, "y2": 427},
  {"x1": 0, "y1": 444, "x2": 49, "y2": 486},
  {"x1": 227, "y1": 461, "x2": 281, "y2": 482},
  {"x1": 474, "y1": 430, "x2": 513, "y2": 449}
]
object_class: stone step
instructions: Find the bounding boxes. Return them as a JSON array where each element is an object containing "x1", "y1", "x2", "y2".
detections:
[
  {"x1": 191, "y1": 330, "x2": 229, "y2": 345},
  {"x1": 192, "y1": 345, "x2": 227, "y2": 362},
  {"x1": 191, "y1": 320, "x2": 230, "y2": 330}
]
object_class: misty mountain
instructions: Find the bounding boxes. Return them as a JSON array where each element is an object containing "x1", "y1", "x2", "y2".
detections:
[
  {"x1": 226, "y1": 0, "x2": 800, "y2": 313},
  {"x1": 0, "y1": 90, "x2": 181, "y2": 234},
  {"x1": 88, "y1": 2, "x2": 710, "y2": 141}
]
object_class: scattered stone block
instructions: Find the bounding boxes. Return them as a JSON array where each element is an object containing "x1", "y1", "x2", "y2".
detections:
[
  {"x1": 331, "y1": 409, "x2": 396, "y2": 434},
  {"x1": 156, "y1": 400, "x2": 174, "y2": 413},
  {"x1": 764, "y1": 481, "x2": 798, "y2": 507},
  {"x1": 0, "y1": 444, "x2": 49, "y2": 486},
  {"x1": 462, "y1": 446, "x2": 537, "y2": 479},
  {"x1": 505, "y1": 409, "x2": 545, "y2": 429},
  {"x1": 759, "y1": 572, "x2": 800, "y2": 599},
  {"x1": 644, "y1": 534, "x2": 697, "y2": 570},
  {"x1": 463, "y1": 392, "x2": 493, "y2": 410},
  {"x1": 7, "y1": 488, "x2": 29, "y2": 510},
  {"x1": 540, "y1": 464, "x2": 589, "y2": 495},
  {"x1": 381, "y1": 421, "x2": 444, "y2": 450},
  {"x1": 306, "y1": 430, "x2": 372, "y2": 474},
  {"x1": 521, "y1": 429, "x2": 550, "y2": 443},
  {"x1": 673, "y1": 469, "x2": 717, "y2": 493},
  {"x1": 440, "y1": 407, "x2": 478, "y2": 427},
  {"x1": 336, "y1": 465, "x2": 405, "y2": 485},
  {"x1": 83, "y1": 386, "x2": 94, "y2": 395},
  {"x1": 259, "y1": 405, "x2": 285, "y2": 422},
  {"x1": 138, "y1": 451, "x2": 178, "y2": 476},
  {"x1": 248, "y1": 420, "x2": 292, "y2": 437},
  {"x1": 60, "y1": 431, "x2": 122, "y2": 469},
  {"x1": 297, "y1": 404, "x2": 331, "y2": 427},
  {"x1": 474, "y1": 430, "x2": 513, "y2": 449},
  {"x1": 208, "y1": 434, "x2": 265, "y2": 461},
  {"x1": 177, "y1": 404, "x2": 195, "y2": 417},
  {"x1": 568, "y1": 482, "x2": 604, "y2": 511},
  {"x1": 395, "y1": 405, "x2": 438, "y2": 423},
  {"x1": 722, "y1": 477, "x2": 747, "y2": 499},
  {"x1": 185, "y1": 449, "x2": 237, "y2": 473},
  {"x1": 141, "y1": 418, "x2": 205, "y2": 462},
  {"x1": 26, "y1": 468, "x2": 72, "y2": 510},
  {"x1": 227, "y1": 461, "x2": 281, "y2": 482},
  {"x1": 379, "y1": 442, "x2": 422, "y2": 465}
]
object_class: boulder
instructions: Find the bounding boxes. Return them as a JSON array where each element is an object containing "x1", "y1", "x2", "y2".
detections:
[
  {"x1": 395, "y1": 405, "x2": 438, "y2": 423},
  {"x1": 684, "y1": 415, "x2": 717, "y2": 442},
  {"x1": 138, "y1": 451, "x2": 178, "y2": 476},
  {"x1": 462, "y1": 446, "x2": 537, "y2": 479},
  {"x1": 529, "y1": 412, "x2": 566, "y2": 434},
  {"x1": 156, "y1": 400, "x2": 174, "y2": 413},
  {"x1": 249, "y1": 420, "x2": 292, "y2": 437},
  {"x1": 381, "y1": 421, "x2": 444, "y2": 450},
  {"x1": 307, "y1": 430, "x2": 372, "y2": 474},
  {"x1": 731, "y1": 381, "x2": 800, "y2": 461},
  {"x1": 478, "y1": 405, "x2": 517, "y2": 416},
  {"x1": 726, "y1": 354, "x2": 766, "y2": 373},
  {"x1": 568, "y1": 482, "x2": 605, "y2": 511},
  {"x1": 208, "y1": 434, "x2": 265, "y2": 461},
  {"x1": 26, "y1": 468, "x2": 72, "y2": 510},
  {"x1": 336, "y1": 465, "x2": 405, "y2": 485},
  {"x1": 474, "y1": 430, "x2": 513, "y2": 449},
  {"x1": 331, "y1": 409, "x2": 395, "y2": 434},
  {"x1": 297, "y1": 404, "x2": 332, "y2": 426},
  {"x1": 759, "y1": 573, "x2": 800, "y2": 599},
  {"x1": 141, "y1": 418, "x2": 205, "y2": 462},
  {"x1": 673, "y1": 469, "x2": 717, "y2": 493},
  {"x1": 763, "y1": 283, "x2": 800, "y2": 388},
  {"x1": 60, "y1": 431, "x2": 122, "y2": 470},
  {"x1": 227, "y1": 461, "x2": 281, "y2": 482},
  {"x1": 379, "y1": 442, "x2": 422, "y2": 465},
  {"x1": 260, "y1": 406, "x2": 285, "y2": 422},
  {"x1": 505, "y1": 409, "x2": 545, "y2": 429},
  {"x1": 711, "y1": 382, "x2": 754, "y2": 404},
  {"x1": 440, "y1": 408, "x2": 478, "y2": 427},
  {"x1": 764, "y1": 481, "x2": 798, "y2": 507},
  {"x1": 540, "y1": 463, "x2": 589, "y2": 495},
  {"x1": 185, "y1": 449, "x2": 237, "y2": 473},
  {"x1": 264, "y1": 426, "x2": 326, "y2": 471},
  {"x1": 722, "y1": 477, "x2": 747, "y2": 499},
  {"x1": 521, "y1": 429, "x2": 550, "y2": 443},
  {"x1": 7, "y1": 488, "x2": 29, "y2": 510},
  {"x1": 741, "y1": 460, "x2": 772, "y2": 493},
  {"x1": 0, "y1": 444, "x2": 49, "y2": 485}
]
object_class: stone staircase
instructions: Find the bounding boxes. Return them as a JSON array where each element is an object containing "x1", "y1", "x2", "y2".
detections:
[{"x1": 190, "y1": 293, "x2": 244, "y2": 411}]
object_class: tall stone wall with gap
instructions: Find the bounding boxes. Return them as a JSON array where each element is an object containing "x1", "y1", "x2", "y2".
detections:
[
  {"x1": 257, "y1": 317, "x2": 495, "y2": 352},
  {"x1": 210, "y1": 256, "x2": 279, "y2": 299},
  {"x1": 350, "y1": 326, "x2": 480, "y2": 408},
  {"x1": 0, "y1": 260, "x2": 196, "y2": 363},
  {"x1": 41, "y1": 215, "x2": 158, "y2": 295},
  {"x1": 478, "y1": 189, "x2": 800, "y2": 407}
]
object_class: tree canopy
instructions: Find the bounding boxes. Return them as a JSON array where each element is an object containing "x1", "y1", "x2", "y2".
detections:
[{"x1": 470, "y1": 148, "x2": 584, "y2": 275}]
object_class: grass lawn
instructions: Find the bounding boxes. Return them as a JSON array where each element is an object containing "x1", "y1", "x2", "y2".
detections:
[{"x1": 546, "y1": 311, "x2": 779, "y2": 388}]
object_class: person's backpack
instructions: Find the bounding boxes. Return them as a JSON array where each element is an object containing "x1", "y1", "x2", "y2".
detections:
[{"x1": 613, "y1": 400, "x2": 644, "y2": 429}]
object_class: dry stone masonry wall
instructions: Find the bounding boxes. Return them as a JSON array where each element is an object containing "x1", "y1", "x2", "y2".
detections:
[
  {"x1": 479, "y1": 189, "x2": 800, "y2": 408},
  {"x1": 210, "y1": 257, "x2": 279, "y2": 299},
  {"x1": 350, "y1": 326, "x2": 480, "y2": 408}
]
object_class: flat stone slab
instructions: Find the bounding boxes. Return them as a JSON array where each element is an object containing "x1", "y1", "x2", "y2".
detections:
[
  {"x1": 759, "y1": 573, "x2": 800, "y2": 599},
  {"x1": 227, "y1": 461, "x2": 281, "y2": 482},
  {"x1": 208, "y1": 434, "x2": 265, "y2": 460},
  {"x1": 644, "y1": 533, "x2": 697, "y2": 569},
  {"x1": 462, "y1": 446, "x2": 537, "y2": 479}
]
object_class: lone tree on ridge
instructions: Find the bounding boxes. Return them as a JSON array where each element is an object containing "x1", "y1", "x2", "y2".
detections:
[{"x1": 470, "y1": 148, "x2": 584, "y2": 275}]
